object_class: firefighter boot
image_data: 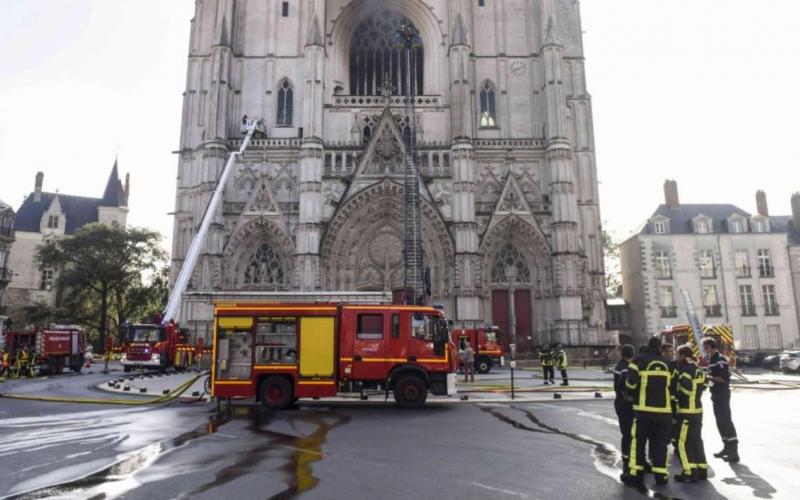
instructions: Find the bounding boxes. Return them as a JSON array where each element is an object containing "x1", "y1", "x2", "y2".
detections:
[
  {"x1": 693, "y1": 468, "x2": 708, "y2": 481},
  {"x1": 654, "y1": 474, "x2": 669, "y2": 486},
  {"x1": 713, "y1": 443, "x2": 729, "y2": 458},
  {"x1": 723, "y1": 441, "x2": 740, "y2": 463},
  {"x1": 673, "y1": 472, "x2": 696, "y2": 483}
]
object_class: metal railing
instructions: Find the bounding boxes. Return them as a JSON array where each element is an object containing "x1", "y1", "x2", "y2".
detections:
[
  {"x1": 660, "y1": 306, "x2": 677, "y2": 317},
  {"x1": 741, "y1": 305, "x2": 756, "y2": 316},
  {"x1": 764, "y1": 304, "x2": 780, "y2": 316},
  {"x1": 704, "y1": 304, "x2": 722, "y2": 317}
]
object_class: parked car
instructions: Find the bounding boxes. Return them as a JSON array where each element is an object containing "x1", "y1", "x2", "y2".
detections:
[
  {"x1": 779, "y1": 350, "x2": 800, "y2": 374},
  {"x1": 736, "y1": 351, "x2": 754, "y2": 366},
  {"x1": 762, "y1": 353, "x2": 782, "y2": 371}
]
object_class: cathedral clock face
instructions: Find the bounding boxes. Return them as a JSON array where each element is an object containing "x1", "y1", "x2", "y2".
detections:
[{"x1": 509, "y1": 61, "x2": 527, "y2": 78}]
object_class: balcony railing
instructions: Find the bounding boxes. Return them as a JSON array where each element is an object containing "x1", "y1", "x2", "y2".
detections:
[
  {"x1": 705, "y1": 304, "x2": 722, "y2": 317},
  {"x1": 765, "y1": 305, "x2": 780, "y2": 316},
  {"x1": 0, "y1": 267, "x2": 12, "y2": 282},
  {"x1": 735, "y1": 267, "x2": 751, "y2": 278},
  {"x1": 660, "y1": 306, "x2": 677, "y2": 317},
  {"x1": 741, "y1": 305, "x2": 756, "y2": 316},
  {"x1": 759, "y1": 266, "x2": 775, "y2": 278},
  {"x1": 700, "y1": 269, "x2": 716, "y2": 279},
  {"x1": 655, "y1": 270, "x2": 672, "y2": 279}
]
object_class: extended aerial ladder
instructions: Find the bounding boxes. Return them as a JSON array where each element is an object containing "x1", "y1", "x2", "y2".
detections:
[
  {"x1": 397, "y1": 22, "x2": 428, "y2": 306},
  {"x1": 162, "y1": 118, "x2": 266, "y2": 324},
  {"x1": 680, "y1": 289, "x2": 708, "y2": 361}
]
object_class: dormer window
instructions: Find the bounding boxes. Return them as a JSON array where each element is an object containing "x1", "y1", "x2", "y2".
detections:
[
  {"x1": 651, "y1": 216, "x2": 669, "y2": 234},
  {"x1": 751, "y1": 217, "x2": 769, "y2": 233},
  {"x1": 47, "y1": 215, "x2": 59, "y2": 229},
  {"x1": 728, "y1": 216, "x2": 745, "y2": 234},
  {"x1": 694, "y1": 218, "x2": 710, "y2": 234}
]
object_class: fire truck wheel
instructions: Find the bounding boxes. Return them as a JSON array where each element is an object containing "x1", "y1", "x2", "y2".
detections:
[
  {"x1": 393, "y1": 374, "x2": 428, "y2": 409},
  {"x1": 476, "y1": 357, "x2": 492, "y2": 374},
  {"x1": 259, "y1": 376, "x2": 293, "y2": 410},
  {"x1": 124, "y1": 366, "x2": 132, "y2": 373}
]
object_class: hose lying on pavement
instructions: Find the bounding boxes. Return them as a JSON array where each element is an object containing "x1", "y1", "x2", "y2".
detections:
[{"x1": 0, "y1": 372, "x2": 208, "y2": 406}]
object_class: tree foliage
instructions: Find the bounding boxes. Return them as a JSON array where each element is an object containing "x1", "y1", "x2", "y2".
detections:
[
  {"x1": 601, "y1": 227, "x2": 622, "y2": 296},
  {"x1": 36, "y1": 224, "x2": 167, "y2": 349}
]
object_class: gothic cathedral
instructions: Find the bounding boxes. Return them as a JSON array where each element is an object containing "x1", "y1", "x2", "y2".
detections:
[{"x1": 171, "y1": 0, "x2": 607, "y2": 350}]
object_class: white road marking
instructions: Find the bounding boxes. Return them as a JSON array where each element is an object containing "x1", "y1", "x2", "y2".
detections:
[{"x1": 471, "y1": 481, "x2": 529, "y2": 498}]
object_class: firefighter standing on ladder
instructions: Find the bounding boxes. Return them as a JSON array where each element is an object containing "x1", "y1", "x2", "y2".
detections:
[{"x1": 623, "y1": 336, "x2": 673, "y2": 487}]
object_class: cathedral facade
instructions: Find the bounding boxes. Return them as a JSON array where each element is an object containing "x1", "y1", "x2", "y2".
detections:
[{"x1": 172, "y1": 0, "x2": 607, "y2": 350}]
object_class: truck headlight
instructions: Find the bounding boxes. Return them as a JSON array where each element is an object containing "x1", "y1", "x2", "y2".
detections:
[
  {"x1": 151, "y1": 353, "x2": 160, "y2": 362},
  {"x1": 120, "y1": 353, "x2": 127, "y2": 362}
]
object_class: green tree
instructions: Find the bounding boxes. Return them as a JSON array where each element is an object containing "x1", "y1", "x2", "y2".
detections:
[
  {"x1": 601, "y1": 228, "x2": 622, "y2": 296},
  {"x1": 36, "y1": 224, "x2": 167, "y2": 350}
]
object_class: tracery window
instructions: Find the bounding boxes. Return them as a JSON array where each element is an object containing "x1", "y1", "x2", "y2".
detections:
[
  {"x1": 243, "y1": 244, "x2": 286, "y2": 287},
  {"x1": 276, "y1": 79, "x2": 293, "y2": 126},
  {"x1": 479, "y1": 81, "x2": 497, "y2": 127},
  {"x1": 491, "y1": 244, "x2": 531, "y2": 283},
  {"x1": 349, "y1": 10, "x2": 424, "y2": 96}
]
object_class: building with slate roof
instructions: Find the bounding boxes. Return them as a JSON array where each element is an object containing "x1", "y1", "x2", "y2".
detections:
[
  {"x1": 621, "y1": 180, "x2": 800, "y2": 351},
  {"x1": 0, "y1": 198, "x2": 15, "y2": 333},
  {"x1": 4, "y1": 164, "x2": 128, "y2": 325}
]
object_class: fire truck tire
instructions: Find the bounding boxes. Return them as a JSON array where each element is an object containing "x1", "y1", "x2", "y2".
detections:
[
  {"x1": 475, "y1": 357, "x2": 492, "y2": 374},
  {"x1": 124, "y1": 366, "x2": 132, "y2": 373},
  {"x1": 259, "y1": 376, "x2": 293, "y2": 410},
  {"x1": 393, "y1": 374, "x2": 428, "y2": 409},
  {"x1": 70, "y1": 355, "x2": 84, "y2": 373}
]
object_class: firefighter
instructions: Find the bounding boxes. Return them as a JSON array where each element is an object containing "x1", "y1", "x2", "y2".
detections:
[
  {"x1": 703, "y1": 337, "x2": 739, "y2": 463},
  {"x1": 538, "y1": 344, "x2": 555, "y2": 384},
  {"x1": 672, "y1": 344, "x2": 708, "y2": 482},
  {"x1": 555, "y1": 343, "x2": 569, "y2": 386},
  {"x1": 623, "y1": 336, "x2": 673, "y2": 487},
  {"x1": 660, "y1": 343, "x2": 678, "y2": 448},
  {"x1": 614, "y1": 344, "x2": 635, "y2": 480},
  {"x1": 15, "y1": 346, "x2": 31, "y2": 379}
]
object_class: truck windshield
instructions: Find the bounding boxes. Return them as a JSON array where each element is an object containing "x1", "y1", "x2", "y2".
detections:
[
  {"x1": 484, "y1": 331, "x2": 497, "y2": 343},
  {"x1": 127, "y1": 327, "x2": 162, "y2": 343}
]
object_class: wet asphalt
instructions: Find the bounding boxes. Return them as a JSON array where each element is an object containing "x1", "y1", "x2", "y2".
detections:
[{"x1": 0, "y1": 368, "x2": 797, "y2": 499}]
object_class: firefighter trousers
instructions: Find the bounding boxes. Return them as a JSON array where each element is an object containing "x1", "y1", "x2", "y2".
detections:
[
  {"x1": 542, "y1": 365, "x2": 554, "y2": 381},
  {"x1": 614, "y1": 402, "x2": 633, "y2": 473},
  {"x1": 629, "y1": 413, "x2": 671, "y2": 479},
  {"x1": 559, "y1": 369, "x2": 568, "y2": 382},
  {"x1": 676, "y1": 416, "x2": 707, "y2": 475},
  {"x1": 711, "y1": 391, "x2": 738, "y2": 443}
]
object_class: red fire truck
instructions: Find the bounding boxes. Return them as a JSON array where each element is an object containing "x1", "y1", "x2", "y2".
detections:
[
  {"x1": 120, "y1": 319, "x2": 194, "y2": 373},
  {"x1": 660, "y1": 323, "x2": 737, "y2": 368},
  {"x1": 451, "y1": 326, "x2": 505, "y2": 374},
  {"x1": 3, "y1": 325, "x2": 86, "y2": 375},
  {"x1": 211, "y1": 302, "x2": 457, "y2": 409}
]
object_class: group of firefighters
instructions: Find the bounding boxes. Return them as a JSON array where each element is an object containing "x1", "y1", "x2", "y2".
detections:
[
  {"x1": 538, "y1": 344, "x2": 569, "y2": 386},
  {"x1": 613, "y1": 336, "x2": 739, "y2": 486},
  {"x1": 0, "y1": 345, "x2": 36, "y2": 379}
]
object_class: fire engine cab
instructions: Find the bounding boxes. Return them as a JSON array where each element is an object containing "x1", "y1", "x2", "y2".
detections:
[
  {"x1": 212, "y1": 302, "x2": 457, "y2": 409},
  {"x1": 120, "y1": 320, "x2": 193, "y2": 373}
]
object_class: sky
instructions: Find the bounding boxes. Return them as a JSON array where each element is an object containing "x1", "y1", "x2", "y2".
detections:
[{"x1": 1, "y1": 0, "x2": 799, "y2": 253}]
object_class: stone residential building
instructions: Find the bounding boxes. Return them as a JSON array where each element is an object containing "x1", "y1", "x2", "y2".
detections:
[
  {"x1": 621, "y1": 180, "x2": 800, "y2": 351},
  {"x1": 170, "y1": 0, "x2": 608, "y2": 351},
  {"x1": 4, "y1": 165, "x2": 129, "y2": 325},
  {"x1": 0, "y1": 199, "x2": 15, "y2": 333}
]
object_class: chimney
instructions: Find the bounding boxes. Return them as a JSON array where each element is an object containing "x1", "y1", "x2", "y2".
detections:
[
  {"x1": 756, "y1": 190, "x2": 769, "y2": 216},
  {"x1": 34, "y1": 172, "x2": 44, "y2": 202},
  {"x1": 663, "y1": 179, "x2": 679, "y2": 208},
  {"x1": 124, "y1": 173, "x2": 130, "y2": 206},
  {"x1": 792, "y1": 192, "x2": 800, "y2": 231}
]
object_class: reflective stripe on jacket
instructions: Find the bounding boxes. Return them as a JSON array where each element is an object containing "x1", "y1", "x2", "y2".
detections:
[{"x1": 625, "y1": 351, "x2": 673, "y2": 414}]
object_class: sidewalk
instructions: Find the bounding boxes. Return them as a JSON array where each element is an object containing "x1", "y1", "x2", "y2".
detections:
[{"x1": 97, "y1": 370, "x2": 209, "y2": 401}]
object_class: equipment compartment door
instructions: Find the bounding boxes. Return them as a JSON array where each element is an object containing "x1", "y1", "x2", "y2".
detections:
[
  {"x1": 352, "y1": 312, "x2": 387, "y2": 380},
  {"x1": 216, "y1": 317, "x2": 254, "y2": 380},
  {"x1": 299, "y1": 317, "x2": 335, "y2": 378}
]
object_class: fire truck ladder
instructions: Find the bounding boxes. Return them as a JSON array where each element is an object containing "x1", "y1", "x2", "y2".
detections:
[
  {"x1": 680, "y1": 289, "x2": 708, "y2": 361},
  {"x1": 399, "y1": 23, "x2": 425, "y2": 305},
  {"x1": 162, "y1": 118, "x2": 265, "y2": 323}
]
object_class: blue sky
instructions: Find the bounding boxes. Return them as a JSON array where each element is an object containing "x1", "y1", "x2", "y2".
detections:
[{"x1": 1, "y1": 0, "x2": 798, "y2": 251}]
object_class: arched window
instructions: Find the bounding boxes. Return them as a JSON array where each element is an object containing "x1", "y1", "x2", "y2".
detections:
[
  {"x1": 491, "y1": 243, "x2": 530, "y2": 283},
  {"x1": 349, "y1": 10, "x2": 424, "y2": 96},
  {"x1": 479, "y1": 81, "x2": 497, "y2": 128},
  {"x1": 276, "y1": 79, "x2": 293, "y2": 126},
  {"x1": 243, "y1": 243, "x2": 286, "y2": 287}
]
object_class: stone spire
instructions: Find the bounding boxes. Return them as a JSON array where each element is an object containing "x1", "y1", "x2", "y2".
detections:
[{"x1": 306, "y1": 14, "x2": 323, "y2": 47}]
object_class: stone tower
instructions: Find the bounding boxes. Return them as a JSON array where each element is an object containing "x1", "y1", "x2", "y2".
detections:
[{"x1": 172, "y1": 0, "x2": 607, "y2": 349}]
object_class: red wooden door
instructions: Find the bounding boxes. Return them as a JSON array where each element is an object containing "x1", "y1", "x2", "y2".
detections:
[
  {"x1": 491, "y1": 290, "x2": 509, "y2": 338},
  {"x1": 514, "y1": 289, "x2": 532, "y2": 352}
]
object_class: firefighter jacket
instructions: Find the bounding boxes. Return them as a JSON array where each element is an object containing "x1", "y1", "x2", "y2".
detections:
[
  {"x1": 539, "y1": 349, "x2": 553, "y2": 367},
  {"x1": 625, "y1": 350, "x2": 673, "y2": 415},
  {"x1": 556, "y1": 350, "x2": 568, "y2": 369},
  {"x1": 707, "y1": 351, "x2": 731, "y2": 396},
  {"x1": 672, "y1": 361, "x2": 706, "y2": 417},
  {"x1": 1, "y1": 350, "x2": 8, "y2": 368}
]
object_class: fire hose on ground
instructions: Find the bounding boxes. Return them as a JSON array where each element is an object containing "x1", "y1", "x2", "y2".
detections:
[{"x1": 0, "y1": 371, "x2": 209, "y2": 406}]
